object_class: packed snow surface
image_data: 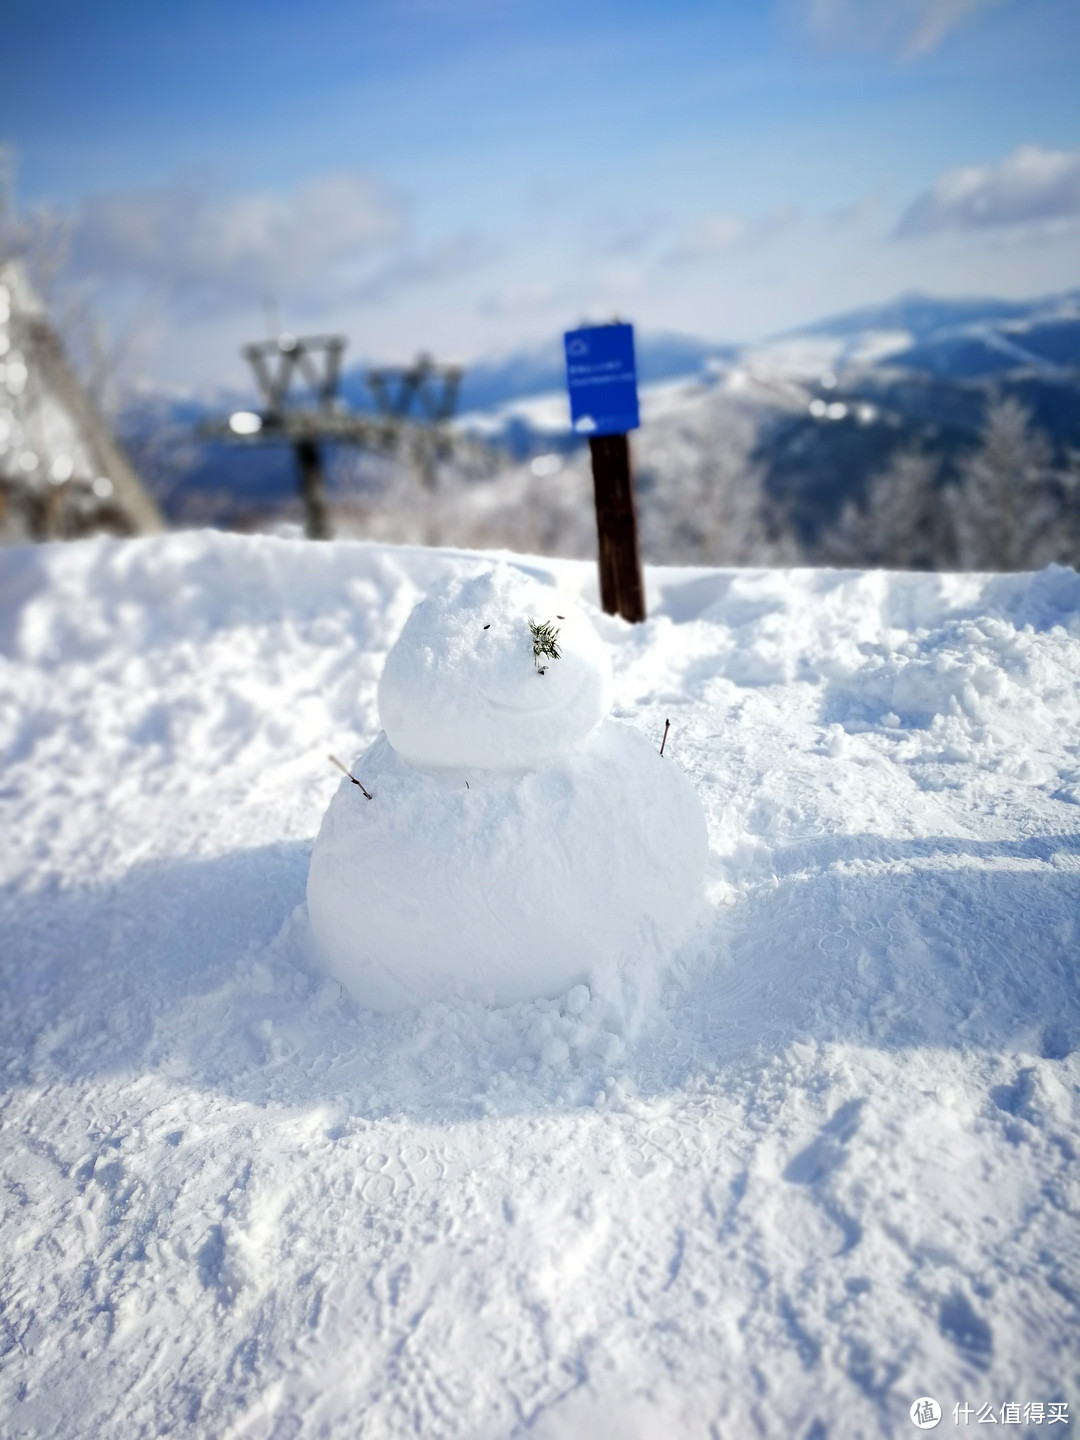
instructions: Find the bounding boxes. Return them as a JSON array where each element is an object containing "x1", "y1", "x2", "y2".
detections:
[
  {"x1": 377, "y1": 565, "x2": 612, "y2": 770},
  {"x1": 1, "y1": 533, "x2": 1079, "y2": 1438}
]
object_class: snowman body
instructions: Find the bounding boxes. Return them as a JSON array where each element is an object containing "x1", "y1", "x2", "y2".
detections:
[{"x1": 307, "y1": 566, "x2": 707, "y2": 1010}]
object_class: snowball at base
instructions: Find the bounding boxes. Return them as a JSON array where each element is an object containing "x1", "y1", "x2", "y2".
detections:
[
  {"x1": 307, "y1": 563, "x2": 708, "y2": 1009},
  {"x1": 308, "y1": 722, "x2": 707, "y2": 1009}
]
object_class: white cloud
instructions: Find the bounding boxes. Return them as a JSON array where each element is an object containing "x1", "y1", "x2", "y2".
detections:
[
  {"x1": 73, "y1": 171, "x2": 403, "y2": 307},
  {"x1": 671, "y1": 207, "x2": 799, "y2": 264},
  {"x1": 352, "y1": 232, "x2": 491, "y2": 302},
  {"x1": 477, "y1": 281, "x2": 572, "y2": 318},
  {"x1": 675, "y1": 214, "x2": 747, "y2": 262},
  {"x1": 896, "y1": 145, "x2": 1080, "y2": 236},
  {"x1": 787, "y1": 0, "x2": 1006, "y2": 58}
]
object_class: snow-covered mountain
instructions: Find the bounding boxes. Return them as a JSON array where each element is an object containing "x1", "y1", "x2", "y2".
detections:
[
  {"x1": 114, "y1": 290, "x2": 1080, "y2": 543},
  {"x1": 787, "y1": 290, "x2": 1080, "y2": 377},
  {"x1": 450, "y1": 289, "x2": 1080, "y2": 447}
]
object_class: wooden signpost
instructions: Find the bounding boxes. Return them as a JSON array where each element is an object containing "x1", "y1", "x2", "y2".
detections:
[{"x1": 564, "y1": 322, "x2": 646, "y2": 623}]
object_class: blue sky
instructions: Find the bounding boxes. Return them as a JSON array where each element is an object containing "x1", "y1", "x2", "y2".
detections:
[{"x1": 2, "y1": 0, "x2": 1079, "y2": 387}]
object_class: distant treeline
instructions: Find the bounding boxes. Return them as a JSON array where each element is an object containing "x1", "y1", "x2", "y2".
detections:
[{"x1": 314, "y1": 391, "x2": 1080, "y2": 575}]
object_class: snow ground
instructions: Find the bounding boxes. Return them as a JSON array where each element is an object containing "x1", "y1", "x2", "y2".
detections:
[{"x1": 1, "y1": 533, "x2": 1078, "y2": 1439}]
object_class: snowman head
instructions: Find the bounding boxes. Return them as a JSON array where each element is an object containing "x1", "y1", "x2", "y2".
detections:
[{"x1": 378, "y1": 564, "x2": 613, "y2": 771}]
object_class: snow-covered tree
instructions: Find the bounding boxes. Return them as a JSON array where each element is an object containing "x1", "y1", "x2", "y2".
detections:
[
  {"x1": 1058, "y1": 451, "x2": 1080, "y2": 567},
  {"x1": 820, "y1": 447, "x2": 946, "y2": 570},
  {"x1": 332, "y1": 386, "x2": 800, "y2": 567},
  {"x1": 949, "y1": 397, "x2": 1056, "y2": 571},
  {"x1": 633, "y1": 392, "x2": 798, "y2": 566}
]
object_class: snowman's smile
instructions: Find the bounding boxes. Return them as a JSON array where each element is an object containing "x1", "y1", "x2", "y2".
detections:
[{"x1": 476, "y1": 677, "x2": 589, "y2": 715}]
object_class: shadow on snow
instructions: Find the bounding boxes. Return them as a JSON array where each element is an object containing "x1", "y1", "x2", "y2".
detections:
[{"x1": 1, "y1": 830, "x2": 1077, "y2": 1118}]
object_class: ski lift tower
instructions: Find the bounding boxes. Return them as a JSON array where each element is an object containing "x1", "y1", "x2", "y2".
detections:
[
  {"x1": 204, "y1": 334, "x2": 465, "y2": 539},
  {"x1": 367, "y1": 352, "x2": 463, "y2": 491}
]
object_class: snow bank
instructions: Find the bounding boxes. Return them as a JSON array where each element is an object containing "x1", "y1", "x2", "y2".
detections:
[{"x1": 1, "y1": 534, "x2": 1078, "y2": 1439}]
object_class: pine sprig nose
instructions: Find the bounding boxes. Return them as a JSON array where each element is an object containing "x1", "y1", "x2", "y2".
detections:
[{"x1": 529, "y1": 618, "x2": 562, "y2": 673}]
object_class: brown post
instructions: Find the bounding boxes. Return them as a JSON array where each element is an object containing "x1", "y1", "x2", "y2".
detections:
[
  {"x1": 588, "y1": 433, "x2": 646, "y2": 622},
  {"x1": 295, "y1": 437, "x2": 330, "y2": 540}
]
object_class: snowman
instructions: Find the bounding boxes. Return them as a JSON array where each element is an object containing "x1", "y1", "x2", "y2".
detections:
[{"x1": 307, "y1": 563, "x2": 707, "y2": 1011}]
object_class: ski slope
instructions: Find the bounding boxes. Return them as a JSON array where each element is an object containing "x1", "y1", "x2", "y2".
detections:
[{"x1": 1, "y1": 533, "x2": 1078, "y2": 1438}]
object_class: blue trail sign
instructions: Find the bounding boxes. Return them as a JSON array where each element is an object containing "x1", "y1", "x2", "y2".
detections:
[{"x1": 563, "y1": 323, "x2": 640, "y2": 437}]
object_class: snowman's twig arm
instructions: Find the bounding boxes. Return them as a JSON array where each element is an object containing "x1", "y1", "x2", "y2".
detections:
[
  {"x1": 329, "y1": 754, "x2": 373, "y2": 800},
  {"x1": 660, "y1": 719, "x2": 670, "y2": 757}
]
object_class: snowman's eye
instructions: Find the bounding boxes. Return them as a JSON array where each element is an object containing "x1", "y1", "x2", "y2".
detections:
[{"x1": 482, "y1": 624, "x2": 491, "y2": 630}]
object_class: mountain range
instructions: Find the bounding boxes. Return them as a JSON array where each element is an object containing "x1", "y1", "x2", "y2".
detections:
[{"x1": 117, "y1": 289, "x2": 1080, "y2": 534}]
